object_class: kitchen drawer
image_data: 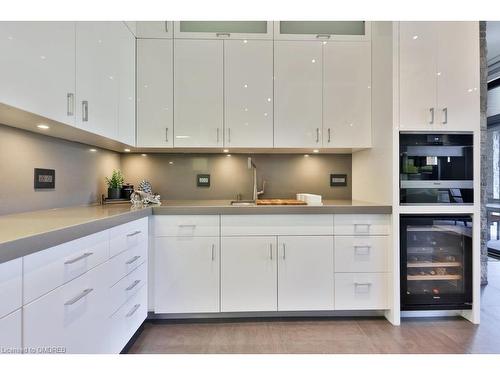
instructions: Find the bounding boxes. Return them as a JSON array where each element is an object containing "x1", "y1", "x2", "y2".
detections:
[
  {"x1": 334, "y1": 236, "x2": 388, "y2": 273},
  {"x1": 107, "y1": 237, "x2": 148, "y2": 287},
  {"x1": 221, "y1": 214, "x2": 334, "y2": 236},
  {"x1": 0, "y1": 308, "x2": 22, "y2": 353},
  {"x1": 109, "y1": 217, "x2": 148, "y2": 258},
  {"x1": 24, "y1": 230, "x2": 109, "y2": 304},
  {"x1": 108, "y1": 262, "x2": 148, "y2": 316},
  {"x1": 334, "y1": 273, "x2": 388, "y2": 310},
  {"x1": 154, "y1": 215, "x2": 219, "y2": 237},
  {"x1": 23, "y1": 262, "x2": 110, "y2": 354},
  {"x1": 108, "y1": 283, "x2": 147, "y2": 354},
  {"x1": 0, "y1": 258, "x2": 22, "y2": 318},
  {"x1": 333, "y1": 214, "x2": 390, "y2": 236}
]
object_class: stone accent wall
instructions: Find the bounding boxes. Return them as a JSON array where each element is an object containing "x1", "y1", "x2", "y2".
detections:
[{"x1": 480, "y1": 21, "x2": 488, "y2": 285}]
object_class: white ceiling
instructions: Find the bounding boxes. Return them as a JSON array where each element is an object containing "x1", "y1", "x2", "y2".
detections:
[{"x1": 487, "y1": 21, "x2": 500, "y2": 63}]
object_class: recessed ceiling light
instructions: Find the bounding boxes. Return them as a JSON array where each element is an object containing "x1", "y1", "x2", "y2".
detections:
[
  {"x1": 89, "y1": 148, "x2": 97, "y2": 152},
  {"x1": 223, "y1": 149, "x2": 229, "y2": 153},
  {"x1": 313, "y1": 149, "x2": 319, "y2": 153},
  {"x1": 37, "y1": 124, "x2": 50, "y2": 130},
  {"x1": 124, "y1": 149, "x2": 131, "y2": 152}
]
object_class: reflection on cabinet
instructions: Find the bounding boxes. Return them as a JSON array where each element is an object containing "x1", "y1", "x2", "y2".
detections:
[
  {"x1": 174, "y1": 21, "x2": 273, "y2": 40},
  {"x1": 399, "y1": 21, "x2": 479, "y2": 131},
  {"x1": 224, "y1": 40, "x2": 273, "y2": 147},
  {"x1": 117, "y1": 26, "x2": 136, "y2": 146},
  {"x1": 155, "y1": 237, "x2": 220, "y2": 313},
  {"x1": 174, "y1": 39, "x2": 223, "y2": 147},
  {"x1": 0, "y1": 21, "x2": 76, "y2": 126},
  {"x1": 274, "y1": 41, "x2": 323, "y2": 148},
  {"x1": 221, "y1": 236, "x2": 277, "y2": 312},
  {"x1": 323, "y1": 41, "x2": 371, "y2": 148},
  {"x1": 277, "y1": 236, "x2": 334, "y2": 311},
  {"x1": 137, "y1": 39, "x2": 174, "y2": 147},
  {"x1": 135, "y1": 21, "x2": 173, "y2": 38},
  {"x1": 274, "y1": 21, "x2": 370, "y2": 41},
  {"x1": 0, "y1": 309, "x2": 22, "y2": 352}
]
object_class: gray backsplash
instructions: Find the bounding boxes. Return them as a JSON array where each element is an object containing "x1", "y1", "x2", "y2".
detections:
[
  {"x1": 0, "y1": 124, "x2": 121, "y2": 215},
  {"x1": 121, "y1": 153, "x2": 352, "y2": 201}
]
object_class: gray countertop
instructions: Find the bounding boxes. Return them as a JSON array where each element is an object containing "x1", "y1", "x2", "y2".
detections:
[{"x1": 0, "y1": 199, "x2": 391, "y2": 264}]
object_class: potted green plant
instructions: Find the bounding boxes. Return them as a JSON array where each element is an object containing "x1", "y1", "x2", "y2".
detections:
[{"x1": 105, "y1": 169, "x2": 124, "y2": 199}]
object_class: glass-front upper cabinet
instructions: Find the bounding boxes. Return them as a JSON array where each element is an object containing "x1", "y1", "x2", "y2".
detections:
[
  {"x1": 134, "y1": 21, "x2": 173, "y2": 38},
  {"x1": 274, "y1": 21, "x2": 370, "y2": 41},
  {"x1": 173, "y1": 21, "x2": 273, "y2": 39}
]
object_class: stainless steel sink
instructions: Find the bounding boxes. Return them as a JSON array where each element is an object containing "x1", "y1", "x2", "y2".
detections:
[{"x1": 230, "y1": 200, "x2": 256, "y2": 207}]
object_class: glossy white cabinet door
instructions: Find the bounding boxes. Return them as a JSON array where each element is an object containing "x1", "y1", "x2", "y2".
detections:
[
  {"x1": 135, "y1": 21, "x2": 173, "y2": 38},
  {"x1": 137, "y1": 39, "x2": 174, "y2": 147},
  {"x1": 274, "y1": 41, "x2": 323, "y2": 148},
  {"x1": 323, "y1": 41, "x2": 371, "y2": 148},
  {"x1": 436, "y1": 22, "x2": 479, "y2": 131},
  {"x1": 174, "y1": 39, "x2": 223, "y2": 147},
  {"x1": 399, "y1": 22, "x2": 438, "y2": 131},
  {"x1": 75, "y1": 22, "x2": 120, "y2": 139},
  {"x1": 0, "y1": 21, "x2": 76, "y2": 125},
  {"x1": 0, "y1": 258, "x2": 22, "y2": 319},
  {"x1": 0, "y1": 309, "x2": 22, "y2": 352},
  {"x1": 224, "y1": 40, "x2": 273, "y2": 148},
  {"x1": 154, "y1": 237, "x2": 220, "y2": 313},
  {"x1": 277, "y1": 236, "x2": 334, "y2": 311},
  {"x1": 221, "y1": 236, "x2": 277, "y2": 312},
  {"x1": 117, "y1": 24, "x2": 136, "y2": 146}
]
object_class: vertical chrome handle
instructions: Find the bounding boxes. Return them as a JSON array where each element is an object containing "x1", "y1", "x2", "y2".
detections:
[
  {"x1": 442, "y1": 108, "x2": 448, "y2": 125},
  {"x1": 228, "y1": 128, "x2": 231, "y2": 143},
  {"x1": 64, "y1": 288, "x2": 93, "y2": 306},
  {"x1": 164, "y1": 21, "x2": 169, "y2": 33},
  {"x1": 269, "y1": 243, "x2": 273, "y2": 260},
  {"x1": 282, "y1": 243, "x2": 286, "y2": 260},
  {"x1": 126, "y1": 304, "x2": 141, "y2": 318},
  {"x1": 82, "y1": 100, "x2": 89, "y2": 122},
  {"x1": 328, "y1": 128, "x2": 331, "y2": 143},
  {"x1": 67, "y1": 93, "x2": 74, "y2": 116},
  {"x1": 165, "y1": 128, "x2": 169, "y2": 142},
  {"x1": 217, "y1": 128, "x2": 220, "y2": 143},
  {"x1": 211, "y1": 244, "x2": 215, "y2": 261},
  {"x1": 316, "y1": 128, "x2": 320, "y2": 143},
  {"x1": 429, "y1": 108, "x2": 434, "y2": 125}
]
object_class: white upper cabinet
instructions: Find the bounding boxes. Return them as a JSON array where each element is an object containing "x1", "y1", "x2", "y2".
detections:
[
  {"x1": 323, "y1": 41, "x2": 371, "y2": 148},
  {"x1": 0, "y1": 22, "x2": 76, "y2": 126},
  {"x1": 275, "y1": 21, "x2": 370, "y2": 41},
  {"x1": 274, "y1": 41, "x2": 323, "y2": 148},
  {"x1": 135, "y1": 21, "x2": 173, "y2": 38},
  {"x1": 137, "y1": 39, "x2": 174, "y2": 147},
  {"x1": 399, "y1": 21, "x2": 479, "y2": 131},
  {"x1": 435, "y1": 22, "x2": 479, "y2": 131},
  {"x1": 224, "y1": 40, "x2": 273, "y2": 148},
  {"x1": 174, "y1": 39, "x2": 224, "y2": 147},
  {"x1": 174, "y1": 21, "x2": 272, "y2": 40}
]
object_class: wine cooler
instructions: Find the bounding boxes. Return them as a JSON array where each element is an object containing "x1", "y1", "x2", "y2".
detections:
[{"x1": 400, "y1": 215, "x2": 473, "y2": 310}]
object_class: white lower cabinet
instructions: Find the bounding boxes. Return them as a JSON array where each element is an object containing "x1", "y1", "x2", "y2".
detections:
[
  {"x1": 334, "y1": 273, "x2": 388, "y2": 310},
  {"x1": 278, "y1": 236, "x2": 334, "y2": 311},
  {"x1": 0, "y1": 258, "x2": 22, "y2": 319},
  {"x1": 0, "y1": 309, "x2": 22, "y2": 353},
  {"x1": 154, "y1": 237, "x2": 220, "y2": 313},
  {"x1": 221, "y1": 236, "x2": 277, "y2": 312}
]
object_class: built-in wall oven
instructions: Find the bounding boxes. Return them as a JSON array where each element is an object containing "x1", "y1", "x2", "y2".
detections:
[
  {"x1": 400, "y1": 215, "x2": 473, "y2": 311},
  {"x1": 400, "y1": 133, "x2": 473, "y2": 205}
]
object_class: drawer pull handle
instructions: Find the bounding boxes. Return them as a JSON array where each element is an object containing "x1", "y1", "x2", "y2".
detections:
[
  {"x1": 354, "y1": 282, "x2": 372, "y2": 292},
  {"x1": 354, "y1": 245, "x2": 371, "y2": 255},
  {"x1": 64, "y1": 252, "x2": 93, "y2": 265},
  {"x1": 178, "y1": 224, "x2": 196, "y2": 227},
  {"x1": 354, "y1": 282, "x2": 372, "y2": 286},
  {"x1": 64, "y1": 288, "x2": 93, "y2": 306},
  {"x1": 354, "y1": 224, "x2": 371, "y2": 233},
  {"x1": 127, "y1": 230, "x2": 142, "y2": 237},
  {"x1": 216, "y1": 32, "x2": 231, "y2": 38},
  {"x1": 126, "y1": 280, "x2": 141, "y2": 291},
  {"x1": 126, "y1": 255, "x2": 141, "y2": 265},
  {"x1": 126, "y1": 304, "x2": 141, "y2": 318}
]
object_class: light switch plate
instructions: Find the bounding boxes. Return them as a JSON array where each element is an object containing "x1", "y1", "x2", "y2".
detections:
[
  {"x1": 197, "y1": 174, "x2": 210, "y2": 187},
  {"x1": 330, "y1": 174, "x2": 347, "y2": 187}
]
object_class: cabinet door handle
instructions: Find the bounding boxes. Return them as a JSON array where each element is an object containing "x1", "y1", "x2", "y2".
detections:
[
  {"x1": 442, "y1": 107, "x2": 448, "y2": 125},
  {"x1": 217, "y1": 128, "x2": 220, "y2": 143},
  {"x1": 282, "y1": 243, "x2": 286, "y2": 260},
  {"x1": 126, "y1": 255, "x2": 141, "y2": 265},
  {"x1": 125, "y1": 280, "x2": 141, "y2": 291},
  {"x1": 228, "y1": 128, "x2": 231, "y2": 143},
  {"x1": 216, "y1": 32, "x2": 231, "y2": 38},
  {"x1": 316, "y1": 128, "x2": 320, "y2": 143},
  {"x1": 328, "y1": 128, "x2": 331, "y2": 143},
  {"x1": 165, "y1": 128, "x2": 169, "y2": 142},
  {"x1": 126, "y1": 304, "x2": 141, "y2": 318},
  {"x1": 211, "y1": 244, "x2": 215, "y2": 261},
  {"x1": 164, "y1": 21, "x2": 169, "y2": 33},
  {"x1": 269, "y1": 243, "x2": 273, "y2": 260},
  {"x1": 64, "y1": 252, "x2": 93, "y2": 265},
  {"x1": 127, "y1": 230, "x2": 142, "y2": 237},
  {"x1": 64, "y1": 288, "x2": 93, "y2": 306},
  {"x1": 67, "y1": 93, "x2": 74, "y2": 116},
  {"x1": 82, "y1": 100, "x2": 89, "y2": 122},
  {"x1": 316, "y1": 34, "x2": 331, "y2": 39},
  {"x1": 429, "y1": 107, "x2": 434, "y2": 125}
]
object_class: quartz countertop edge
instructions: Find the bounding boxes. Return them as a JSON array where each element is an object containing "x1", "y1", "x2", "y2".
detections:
[{"x1": 0, "y1": 200, "x2": 391, "y2": 264}]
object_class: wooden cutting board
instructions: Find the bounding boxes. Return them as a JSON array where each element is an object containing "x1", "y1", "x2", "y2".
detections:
[{"x1": 256, "y1": 199, "x2": 307, "y2": 206}]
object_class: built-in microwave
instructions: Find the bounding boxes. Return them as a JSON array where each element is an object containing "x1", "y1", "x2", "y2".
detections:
[{"x1": 400, "y1": 133, "x2": 473, "y2": 205}]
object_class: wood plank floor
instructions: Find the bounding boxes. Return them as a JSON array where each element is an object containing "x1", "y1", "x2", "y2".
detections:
[{"x1": 127, "y1": 260, "x2": 500, "y2": 354}]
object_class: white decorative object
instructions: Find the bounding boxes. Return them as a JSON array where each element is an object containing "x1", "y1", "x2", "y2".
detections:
[{"x1": 296, "y1": 193, "x2": 323, "y2": 206}]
